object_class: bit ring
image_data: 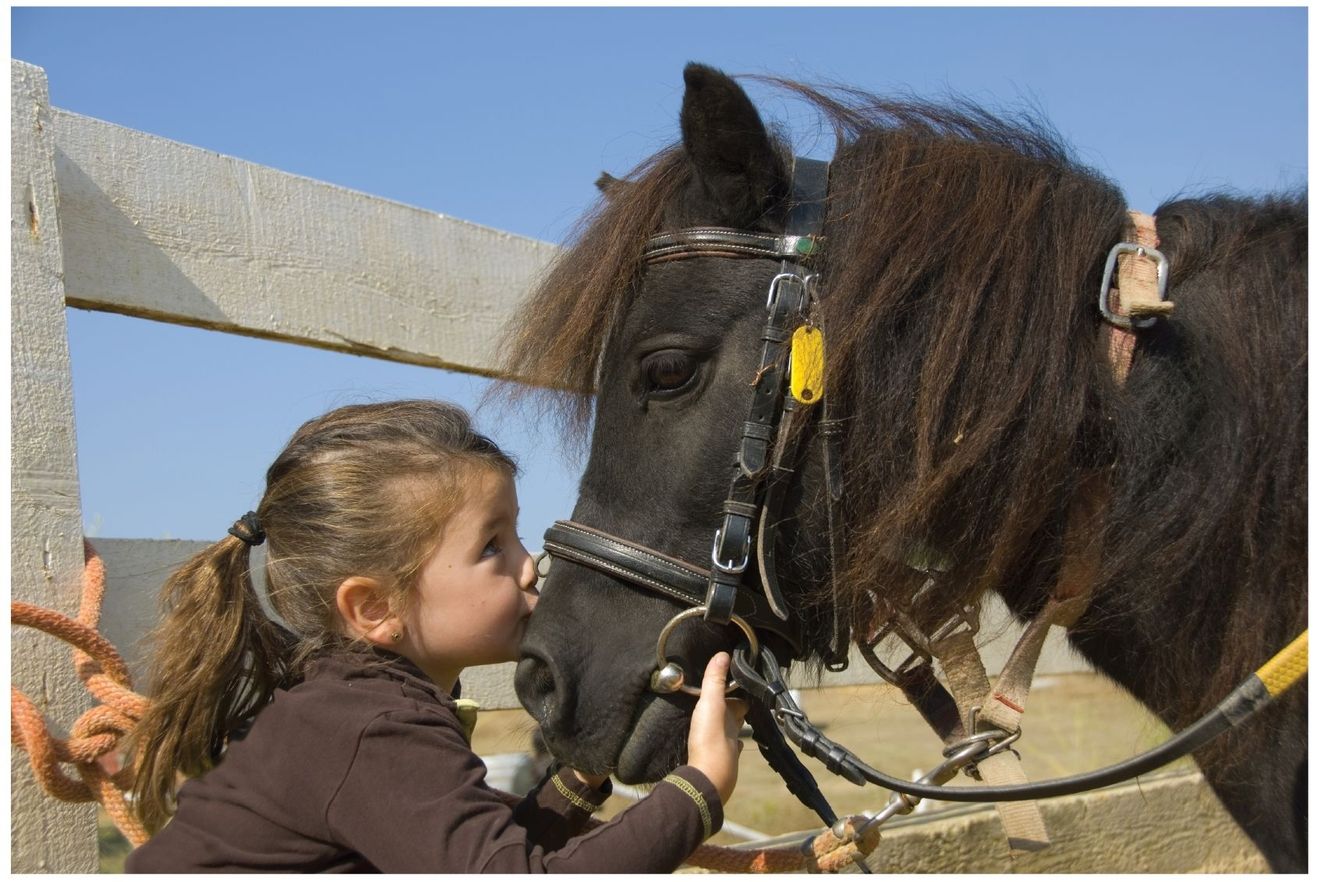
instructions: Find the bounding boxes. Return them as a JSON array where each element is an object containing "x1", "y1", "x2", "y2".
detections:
[{"x1": 650, "y1": 607, "x2": 760, "y2": 696}]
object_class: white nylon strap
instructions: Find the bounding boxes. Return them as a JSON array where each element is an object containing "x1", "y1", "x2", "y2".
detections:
[
  {"x1": 978, "y1": 591, "x2": 1090, "y2": 737},
  {"x1": 933, "y1": 630, "x2": 1051, "y2": 852},
  {"x1": 1104, "y1": 211, "x2": 1169, "y2": 384}
]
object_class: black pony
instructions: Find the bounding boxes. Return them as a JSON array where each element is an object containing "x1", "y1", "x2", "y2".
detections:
[{"x1": 500, "y1": 64, "x2": 1306, "y2": 870}]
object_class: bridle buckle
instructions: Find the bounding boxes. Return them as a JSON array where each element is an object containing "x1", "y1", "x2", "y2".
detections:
[{"x1": 711, "y1": 527, "x2": 751, "y2": 574}]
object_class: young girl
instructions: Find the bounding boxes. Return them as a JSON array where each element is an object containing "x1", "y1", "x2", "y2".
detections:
[{"x1": 125, "y1": 399, "x2": 745, "y2": 873}]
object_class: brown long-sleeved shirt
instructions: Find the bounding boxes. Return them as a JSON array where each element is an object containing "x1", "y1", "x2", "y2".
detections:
[{"x1": 126, "y1": 651, "x2": 722, "y2": 873}]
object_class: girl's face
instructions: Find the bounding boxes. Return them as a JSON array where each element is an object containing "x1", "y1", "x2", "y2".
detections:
[{"x1": 398, "y1": 468, "x2": 539, "y2": 692}]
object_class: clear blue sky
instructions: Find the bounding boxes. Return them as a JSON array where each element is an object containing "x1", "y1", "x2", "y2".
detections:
[{"x1": 11, "y1": 7, "x2": 1308, "y2": 546}]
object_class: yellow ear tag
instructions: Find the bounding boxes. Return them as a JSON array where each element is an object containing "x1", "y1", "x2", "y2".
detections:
[{"x1": 790, "y1": 326, "x2": 825, "y2": 404}]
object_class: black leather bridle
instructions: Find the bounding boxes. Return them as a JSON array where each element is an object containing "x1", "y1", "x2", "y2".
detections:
[{"x1": 541, "y1": 156, "x2": 840, "y2": 687}]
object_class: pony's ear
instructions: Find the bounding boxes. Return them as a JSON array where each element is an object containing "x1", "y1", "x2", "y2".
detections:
[{"x1": 680, "y1": 62, "x2": 787, "y2": 227}]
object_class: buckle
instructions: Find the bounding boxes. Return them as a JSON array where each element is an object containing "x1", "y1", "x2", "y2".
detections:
[
  {"x1": 856, "y1": 615, "x2": 932, "y2": 684},
  {"x1": 711, "y1": 526, "x2": 751, "y2": 574},
  {"x1": 1099, "y1": 242, "x2": 1170, "y2": 330},
  {"x1": 927, "y1": 601, "x2": 981, "y2": 644},
  {"x1": 766, "y1": 272, "x2": 818, "y2": 312}
]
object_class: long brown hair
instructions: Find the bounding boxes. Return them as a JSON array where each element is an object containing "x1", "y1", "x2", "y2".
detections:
[{"x1": 128, "y1": 400, "x2": 515, "y2": 833}]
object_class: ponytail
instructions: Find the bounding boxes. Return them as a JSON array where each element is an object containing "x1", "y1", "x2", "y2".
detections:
[{"x1": 129, "y1": 534, "x2": 292, "y2": 834}]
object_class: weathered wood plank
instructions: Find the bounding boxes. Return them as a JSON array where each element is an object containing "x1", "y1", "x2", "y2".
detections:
[
  {"x1": 50, "y1": 108, "x2": 558, "y2": 376},
  {"x1": 746, "y1": 771, "x2": 1264, "y2": 873},
  {"x1": 10, "y1": 59, "x2": 99, "y2": 874}
]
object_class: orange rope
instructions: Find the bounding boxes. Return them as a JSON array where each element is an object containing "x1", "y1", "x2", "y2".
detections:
[
  {"x1": 11, "y1": 540, "x2": 150, "y2": 847},
  {"x1": 11, "y1": 541, "x2": 876, "y2": 871}
]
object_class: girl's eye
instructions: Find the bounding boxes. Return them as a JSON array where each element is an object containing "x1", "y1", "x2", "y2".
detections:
[
  {"x1": 481, "y1": 539, "x2": 502, "y2": 559},
  {"x1": 640, "y1": 350, "x2": 697, "y2": 395}
]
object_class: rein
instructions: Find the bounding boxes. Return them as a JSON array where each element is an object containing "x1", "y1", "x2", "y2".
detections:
[{"x1": 538, "y1": 158, "x2": 1309, "y2": 869}]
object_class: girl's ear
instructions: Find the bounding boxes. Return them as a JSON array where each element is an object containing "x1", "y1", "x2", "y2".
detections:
[{"x1": 335, "y1": 576, "x2": 402, "y2": 646}]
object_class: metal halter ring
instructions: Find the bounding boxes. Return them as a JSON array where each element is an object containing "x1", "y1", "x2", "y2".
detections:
[{"x1": 649, "y1": 606, "x2": 761, "y2": 696}]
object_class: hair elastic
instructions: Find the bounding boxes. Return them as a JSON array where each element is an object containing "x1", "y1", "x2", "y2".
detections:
[{"x1": 228, "y1": 511, "x2": 266, "y2": 547}]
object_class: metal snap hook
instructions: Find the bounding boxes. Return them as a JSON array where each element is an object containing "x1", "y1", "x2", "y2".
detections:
[{"x1": 649, "y1": 606, "x2": 760, "y2": 696}]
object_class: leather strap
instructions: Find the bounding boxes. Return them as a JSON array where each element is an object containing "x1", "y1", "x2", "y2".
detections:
[
  {"x1": 755, "y1": 400, "x2": 803, "y2": 621},
  {"x1": 701, "y1": 156, "x2": 829, "y2": 632},
  {"x1": 542, "y1": 521, "x2": 803, "y2": 654},
  {"x1": 643, "y1": 228, "x2": 818, "y2": 264}
]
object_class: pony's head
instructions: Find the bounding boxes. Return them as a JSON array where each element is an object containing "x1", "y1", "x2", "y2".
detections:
[{"x1": 501, "y1": 64, "x2": 838, "y2": 781}]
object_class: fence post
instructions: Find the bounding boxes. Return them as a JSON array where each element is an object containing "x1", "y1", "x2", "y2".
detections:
[{"x1": 11, "y1": 60, "x2": 99, "y2": 872}]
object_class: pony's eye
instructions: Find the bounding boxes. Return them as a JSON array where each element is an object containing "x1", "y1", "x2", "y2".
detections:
[{"x1": 640, "y1": 350, "x2": 697, "y2": 394}]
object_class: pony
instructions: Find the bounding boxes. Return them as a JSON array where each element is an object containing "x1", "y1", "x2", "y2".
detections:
[{"x1": 499, "y1": 64, "x2": 1306, "y2": 870}]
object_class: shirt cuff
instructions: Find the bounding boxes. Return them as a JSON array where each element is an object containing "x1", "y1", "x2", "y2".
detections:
[
  {"x1": 659, "y1": 765, "x2": 724, "y2": 840},
  {"x1": 546, "y1": 765, "x2": 612, "y2": 814}
]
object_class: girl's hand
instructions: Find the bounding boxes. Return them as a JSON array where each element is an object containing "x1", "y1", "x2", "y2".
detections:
[
  {"x1": 570, "y1": 768, "x2": 610, "y2": 790},
  {"x1": 685, "y1": 651, "x2": 747, "y2": 805}
]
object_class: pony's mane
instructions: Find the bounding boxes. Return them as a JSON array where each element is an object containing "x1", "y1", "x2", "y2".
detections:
[
  {"x1": 494, "y1": 145, "x2": 690, "y2": 442},
  {"x1": 493, "y1": 80, "x2": 1090, "y2": 438}
]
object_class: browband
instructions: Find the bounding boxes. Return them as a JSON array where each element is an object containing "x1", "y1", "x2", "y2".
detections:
[
  {"x1": 642, "y1": 229, "x2": 819, "y2": 263},
  {"x1": 641, "y1": 156, "x2": 831, "y2": 265}
]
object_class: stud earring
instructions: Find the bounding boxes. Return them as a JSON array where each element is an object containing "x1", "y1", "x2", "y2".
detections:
[{"x1": 391, "y1": 631, "x2": 402, "y2": 642}]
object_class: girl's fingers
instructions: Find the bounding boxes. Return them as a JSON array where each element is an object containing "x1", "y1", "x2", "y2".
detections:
[{"x1": 698, "y1": 652, "x2": 730, "y2": 708}]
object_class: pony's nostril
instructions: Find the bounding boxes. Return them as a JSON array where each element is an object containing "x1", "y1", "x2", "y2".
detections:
[
  {"x1": 515, "y1": 652, "x2": 563, "y2": 726},
  {"x1": 523, "y1": 658, "x2": 556, "y2": 701}
]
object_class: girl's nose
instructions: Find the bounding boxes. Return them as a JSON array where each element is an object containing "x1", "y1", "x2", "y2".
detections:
[{"x1": 519, "y1": 542, "x2": 540, "y2": 593}]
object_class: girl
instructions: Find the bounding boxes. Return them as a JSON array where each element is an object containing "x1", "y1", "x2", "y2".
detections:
[{"x1": 125, "y1": 399, "x2": 745, "y2": 873}]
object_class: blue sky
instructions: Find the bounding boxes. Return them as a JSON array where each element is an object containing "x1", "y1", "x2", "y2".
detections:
[{"x1": 11, "y1": 6, "x2": 1308, "y2": 545}]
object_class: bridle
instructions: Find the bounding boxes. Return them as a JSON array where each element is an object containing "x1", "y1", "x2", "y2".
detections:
[
  {"x1": 536, "y1": 155, "x2": 1309, "y2": 860},
  {"x1": 541, "y1": 155, "x2": 839, "y2": 689}
]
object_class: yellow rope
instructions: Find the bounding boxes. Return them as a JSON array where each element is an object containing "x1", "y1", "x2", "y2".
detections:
[{"x1": 1256, "y1": 630, "x2": 1308, "y2": 697}]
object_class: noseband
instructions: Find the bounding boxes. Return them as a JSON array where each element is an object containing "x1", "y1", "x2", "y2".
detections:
[{"x1": 540, "y1": 156, "x2": 837, "y2": 694}]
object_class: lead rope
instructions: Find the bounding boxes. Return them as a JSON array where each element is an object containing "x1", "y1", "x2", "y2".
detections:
[{"x1": 11, "y1": 539, "x2": 151, "y2": 847}]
